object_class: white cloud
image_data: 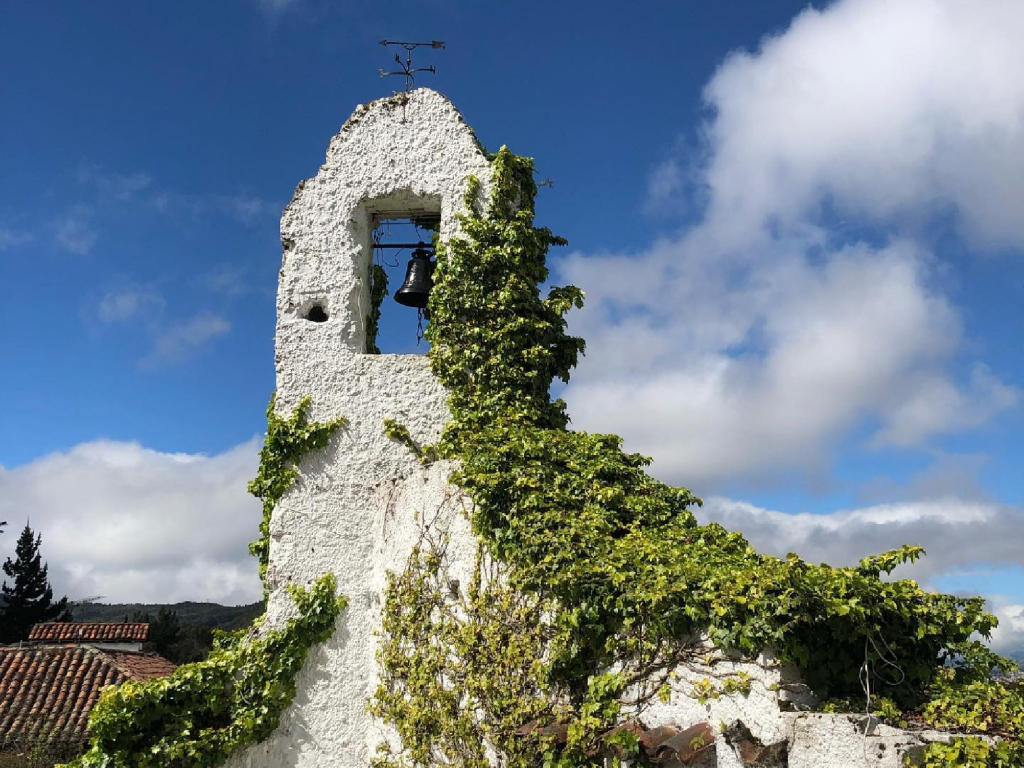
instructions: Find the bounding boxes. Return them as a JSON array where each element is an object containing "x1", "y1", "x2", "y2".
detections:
[
  {"x1": 0, "y1": 227, "x2": 32, "y2": 251},
  {"x1": 98, "y1": 287, "x2": 166, "y2": 323},
  {"x1": 859, "y1": 451, "x2": 991, "y2": 503},
  {"x1": 695, "y1": 0, "x2": 1024, "y2": 252},
  {"x1": 873, "y1": 364, "x2": 1018, "y2": 447},
  {"x1": 700, "y1": 496, "x2": 1022, "y2": 578},
  {"x1": 152, "y1": 190, "x2": 279, "y2": 226},
  {"x1": 559, "y1": 237, "x2": 1015, "y2": 488},
  {"x1": 77, "y1": 161, "x2": 152, "y2": 202},
  {"x1": 145, "y1": 312, "x2": 231, "y2": 365},
  {"x1": 53, "y1": 203, "x2": 97, "y2": 254},
  {"x1": 213, "y1": 194, "x2": 280, "y2": 225},
  {"x1": 204, "y1": 265, "x2": 252, "y2": 297},
  {"x1": 71, "y1": 159, "x2": 277, "y2": 228},
  {"x1": 94, "y1": 287, "x2": 237, "y2": 368},
  {"x1": 991, "y1": 603, "x2": 1024, "y2": 655},
  {"x1": 559, "y1": 0, "x2": 1022, "y2": 491},
  {"x1": 0, "y1": 440, "x2": 263, "y2": 605},
  {"x1": 698, "y1": 496, "x2": 1024, "y2": 652}
]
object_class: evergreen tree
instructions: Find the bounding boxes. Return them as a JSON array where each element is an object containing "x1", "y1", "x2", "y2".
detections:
[
  {"x1": 132, "y1": 607, "x2": 182, "y2": 657},
  {"x1": 0, "y1": 520, "x2": 6, "y2": 617},
  {"x1": 149, "y1": 607, "x2": 181, "y2": 655},
  {"x1": 0, "y1": 523, "x2": 70, "y2": 643}
]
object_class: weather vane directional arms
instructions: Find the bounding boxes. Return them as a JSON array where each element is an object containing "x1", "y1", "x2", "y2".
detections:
[{"x1": 379, "y1": 39, "x2": 446, "y2": 91}]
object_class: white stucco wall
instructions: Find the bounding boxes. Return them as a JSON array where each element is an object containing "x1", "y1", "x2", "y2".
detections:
[
  {"x1": 225, "y1": 89, "x2": 491, "y2": 768},
  {"x1": 226, "y1": 88, "x2": 971, "y2": 768}
]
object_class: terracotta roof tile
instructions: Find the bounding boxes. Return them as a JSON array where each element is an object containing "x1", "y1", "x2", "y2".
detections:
[
  {"x1": 105, "y1": 651, "x2": 177, "y2": 680},
  {"x1": 0, "y1": 644, "x2": 175, "y2": 746},
  {"x1": 28, "y1": 623, "x2": 149, "y2": 643}
]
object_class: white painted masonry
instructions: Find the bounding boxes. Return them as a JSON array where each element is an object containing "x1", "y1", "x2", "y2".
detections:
[
  {"x1": 227, "y1": 89, "x2": 971, "y2": 768},
  {"x1": 224, "y1": 89, "x2": 490, "y2": 768}
]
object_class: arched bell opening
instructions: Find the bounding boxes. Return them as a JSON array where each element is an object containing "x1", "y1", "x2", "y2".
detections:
[{"x1": 359, "y1": 195, "x2": 442, "y2": 355}]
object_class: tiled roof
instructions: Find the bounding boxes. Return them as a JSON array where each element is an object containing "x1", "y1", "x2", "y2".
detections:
[
  {"x1": 104, "y1": 651, "x2": 177, "y2": 680},
  {"x1": 0, "y1": 644, "x2": 175, "y2": 746},
  {"x1": 27, "y1": 622, "x2": 149, "y2": 643}
]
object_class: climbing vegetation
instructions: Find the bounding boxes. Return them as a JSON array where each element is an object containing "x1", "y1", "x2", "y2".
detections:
[
  {"x1": 64, "y1": 573, "x2": 348, "y2": 768},
  {"x1": 910, "y1": 655, "x2": 1023, "y2": 766},
  {"x1": 371, "y1": 147, "x2": 1021, "y2": 766},
  {"x1": 62, "y1": 397, "x2": 348, "y2": 768},
  {"x1": 370, "y1": 539, "x2": 553, "y2": 768},
  {"x1": 248, "y1": 395, "x2": 347, "y2": 587},
  {"x1": 383, "y1": 418, "x2": 437, "y2": 465},
  {"x1": 366, "y1": 263, "x2": 389, "y2": 354}
]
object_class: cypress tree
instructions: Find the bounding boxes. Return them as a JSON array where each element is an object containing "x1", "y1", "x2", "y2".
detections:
[{"x1": 0, "y1": 523, "x2": 70, "y2": 643}]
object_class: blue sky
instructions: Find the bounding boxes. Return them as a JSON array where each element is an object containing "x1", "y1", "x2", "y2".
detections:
[{"x1": 1, "y1": 0, "x2": 1022, "y2": 653}]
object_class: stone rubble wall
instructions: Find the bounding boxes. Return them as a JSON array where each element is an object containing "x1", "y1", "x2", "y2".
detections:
[{"x1": 640, "y1": 653, "x2": 970, "y2": 767}]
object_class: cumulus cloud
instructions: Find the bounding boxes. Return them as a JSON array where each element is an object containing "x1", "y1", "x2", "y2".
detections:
[
  {"x1": 53, "y1": 203, "x2": 98, "y2": 254},
  {"x1": 698, "y1": 496, "x2": 1024, "y2": 652},
  {"x1": 560, "y1": 236, "x2": 1016, "y2": 487},
  {"x1": 700, "y1": 496, "x2": 1022, "y2": 580},
  {"x1": 872, "y1": 364, "x2": 1018, "y2": 447},
  {"x1": 991, "y1": 603, "x2": 1024, "y2": 655},
  {"x1": 0, "y1": 440, "x2": 263, "y2": 605},
  {"x1": 697, "y1": 0, "x2": 1024, "y2": 251},
  {"x1": 144, "y1": 312, "x2": 232, "y2": 365},
  {"x1": 559, "y1": 0, "x2": 1021, "y2": 491}
]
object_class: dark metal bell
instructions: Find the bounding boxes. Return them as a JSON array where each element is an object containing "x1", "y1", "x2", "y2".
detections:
[{"x1": 394, "y1": 247, "x2": 435, "y2": 308}]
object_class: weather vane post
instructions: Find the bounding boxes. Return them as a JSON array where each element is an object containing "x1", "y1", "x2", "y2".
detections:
[{"x1": 379, "y1": 39, "x2": 446, "y2": 92}]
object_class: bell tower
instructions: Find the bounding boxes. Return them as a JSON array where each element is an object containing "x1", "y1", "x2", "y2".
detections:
[{"x1": 227, "y1": 89, "x2": 491, "y2": 768}]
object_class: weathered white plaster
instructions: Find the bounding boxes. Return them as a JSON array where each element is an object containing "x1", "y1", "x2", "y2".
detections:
[
  {"x1": 637, "y1": 654, "x2": 954, "y2": 767},
  {"x1": 224, "y1": 89, "x2": 490, "y2": 768},
  {"x1": 785, "y1": 713, "x2": 986, "y2": 768},
  {"x1": 228, "y1": 88, "x2": 974, "y2": 768}
]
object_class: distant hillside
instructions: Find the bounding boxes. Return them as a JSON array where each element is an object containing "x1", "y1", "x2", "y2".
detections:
[{"x1": 69, "y1": 601, "x2": 264, "y2": 630}]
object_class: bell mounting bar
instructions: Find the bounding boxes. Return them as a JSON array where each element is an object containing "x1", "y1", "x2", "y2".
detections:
[
  {"x1": 373, "y1": 242, "x2": 434, "y2": 250},
  {"x1": 379, "y1": 40, "x2": 446, "y2": 91}
]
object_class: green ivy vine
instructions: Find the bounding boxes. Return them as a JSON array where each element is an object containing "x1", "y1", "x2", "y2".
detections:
[
  {"x1": 61, "y1": 396, "x2": 349, "y2": 768},
  {"x1": 248, "y1": 395, "x2": 347, "y2": 588},
  {"x1": 371, "y1": 147, "x2": 1022, "y2": 767},
  {"x1": 370, "y1": 544, "x2": 553, "y2": 768},
  {"x1": 909, "y1": 657, "x2": 1023, "y2": 766},
  {"x1": 64, "y1": 573, "x2": 347, "y2": 768},
  {"x1": 383, "y1": 418, "x2": 437, "y2": 465},
  {"x1": 366, "y1": 263, "x2": 389, "y2": 354}
]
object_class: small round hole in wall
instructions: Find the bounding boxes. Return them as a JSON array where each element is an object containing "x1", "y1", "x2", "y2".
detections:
[{"x1": 304, "y1": 304, "x2": 328, "y2": 323}]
